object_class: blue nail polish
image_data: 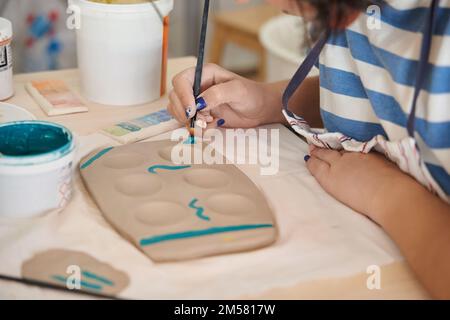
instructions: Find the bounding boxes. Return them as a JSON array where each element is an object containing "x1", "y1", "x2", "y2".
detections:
[
  {"x1": 304, "y1": 155, "x2": 311, "y2": 162},
  {"x1": 185, "y1": 110, "x2": 190, "y2": 119},
  {"x1": 196, "y1": 97, "x2": 207, "y2": 111},
  {"x1": 217, "y1": 119, "x2": 225, "y2": 127}
]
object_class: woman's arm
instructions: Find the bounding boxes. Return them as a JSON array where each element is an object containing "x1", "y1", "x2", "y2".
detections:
[
  {"x1": 262, "y1": 75, "x2": 322, "y2": 127},
  {"x1": 376, "y1": 176, "x2": 450, "y2": 299},
  {"x1": 305, "y1": 146, "x2": 450, "y2": 299}
]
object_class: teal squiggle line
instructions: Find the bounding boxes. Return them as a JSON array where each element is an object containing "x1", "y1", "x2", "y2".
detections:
[
  {"x1": 80, "y1": 147, "x2": 114, "y2": 169},
  {"x1": 139, "y1": 224, "x2": 274, "y2": 247},
  {"x1": 189, "y1": 198, "x2": 210, "y2": 221},
  {"x1": 148, "y1": 164, "x2": 191, "y2": 174},
  {"x1": 51, "y1": 275, "x2": 103, "y2": 291},
  {"x1": 82, "y1": 271, "x2": 114, "y2": 286}
]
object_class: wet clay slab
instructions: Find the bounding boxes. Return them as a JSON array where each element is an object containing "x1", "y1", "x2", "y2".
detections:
[
  {"x1": 22, "y1": 249, "x2": 129, "y2": 295},
  {"x1": 79, "y1": 140, "x2": 278, "y2": 262}
]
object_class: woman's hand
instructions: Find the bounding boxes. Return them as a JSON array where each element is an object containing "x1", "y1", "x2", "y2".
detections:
[
  {"x1": 167, "y1": 63, "x2": 284, "y2": 129},
  {"x1": 305, "y1": 145, "x2": 413, "y2": 222},
  {"x1": 306, "y1": 147, "x2": 450, "y2": 299}
]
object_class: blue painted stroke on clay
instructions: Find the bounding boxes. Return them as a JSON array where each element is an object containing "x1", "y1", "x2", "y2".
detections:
[
  {"x1": 139, "y1": 224, "x2": 274, "y2": 247},
  {"x1": 147, "y1": 164, "x2": 191, "y2": 174},
  {"x1": 189, "y1": 198, "x2": 210, "y2": 221},
  {"x1": 80, "y1": 147, "x2": 114, "y2": 170},
  {"x1": 82, "y1": 271, "x2": 114, "y2": 286},
  {"x1": 51, "y1": 275, "x2": 103, "y2": 291}
]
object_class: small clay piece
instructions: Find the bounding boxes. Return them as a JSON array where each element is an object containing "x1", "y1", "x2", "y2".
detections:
[
  {"x1": 79, "y1": 140, "x2": 278, "y2": 262},
  {"x1": 21, "y1": 249, "x2": 129, "y2": 295}
]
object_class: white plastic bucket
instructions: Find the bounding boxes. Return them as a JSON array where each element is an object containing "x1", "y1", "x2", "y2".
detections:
[
  {"x1": 69, "y1": 0, "x2": 174, "y2": 106},
  {"x1": 0, "y1": 121, "x2": 76, "y2": 218},
  {"x1": 259, "y1": 15, "x2": 319, "y2": 82}
]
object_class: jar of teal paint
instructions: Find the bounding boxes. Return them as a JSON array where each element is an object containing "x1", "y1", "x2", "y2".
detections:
[{"x1": 0, "y1": 121, "x2": 76, "y2": 217}]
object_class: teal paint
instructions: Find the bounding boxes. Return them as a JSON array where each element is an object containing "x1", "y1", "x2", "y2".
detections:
[
  {"x1": 140, "y1": 223, "x2": 274, "y2": 246},
  {"x1": 80, "y1": 147, "x2": 114, "y2": 170},
  {"x1": 189, "y1": 198, "x2": 210, "y2": 221},
  {"x1": 147, "y1": 164, "x2": 191, "y2": 174},
  {"x1": 51, "y1": 275, "x2": 103, "y2": 291},
  {"x1": 184, "y1": 136, "x2": 196, "y2": 144},
  {"x1": 0, "y1": 121, "x2": 74, "y2": 165},
  {"x1": 82, "y1": 271, "x2": 114, "y2": 286},
  {"x1": 51, "y1": 275, "x2": 67, "y2": 284}
]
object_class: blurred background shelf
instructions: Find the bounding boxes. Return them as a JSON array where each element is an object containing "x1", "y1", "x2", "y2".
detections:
[
  {"x1": 209, "y1": 4, "x2": 279, "y2": 81},
  {"x1": 0, "y1": 0, "x2": 314, "y2": 82}
]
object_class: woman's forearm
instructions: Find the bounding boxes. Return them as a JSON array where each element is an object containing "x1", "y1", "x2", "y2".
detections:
[
  {"x1": 261, "y1": 76, "x2": 322, "y2": 127},
  {"x1": 375, "y1": 177, "x2": 450, "y2": 299}
]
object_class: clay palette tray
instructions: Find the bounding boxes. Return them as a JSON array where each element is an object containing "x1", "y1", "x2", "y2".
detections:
[{"x1": 79, "y1": 140, "x2": 277, "y2": 262}]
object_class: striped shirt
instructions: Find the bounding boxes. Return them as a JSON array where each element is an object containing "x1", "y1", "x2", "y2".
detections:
[{"x1": 319, "y1": 0, "x2": 450, "y2": 198}]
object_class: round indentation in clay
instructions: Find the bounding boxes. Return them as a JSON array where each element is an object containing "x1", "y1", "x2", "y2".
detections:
[
  {"x1": 207, "y1": 193, "x2": 256, "y2": 216},
  {"x1": 115, "y1": 174, "x2": 162, "y2": 197},
  {"x1": 158, "y1": 144, "x2": 198, "y2": 163},
  {"x1": 134, "y1": 201, "x2": 188, "y2": 226},
  {"x1": 158, "y1": 146, "x2": 175, "y2": 162},
  {"x1": 183, "y1": 169, "x2": 230, "y2": 189},
  {"x1": 103, "y1": 153, "x2": 145, "y2": 169}
]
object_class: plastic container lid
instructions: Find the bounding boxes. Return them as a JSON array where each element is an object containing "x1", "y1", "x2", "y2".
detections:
[
  {"x1": 0, "y1": 103, "x2": 36, "y2": 124},
  {"x1": 0, "y1": 17, "x2": 12, "y2": 42}
]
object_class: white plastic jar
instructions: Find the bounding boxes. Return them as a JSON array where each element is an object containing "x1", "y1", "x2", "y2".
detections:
[
  {"x1": 0, "y1": 121, "x2": 76, "y2": 218},
  {"x1": 69, "y1": 0, "x2": 174, "y2": 106},
  {"x1": 0, "y1": 17, "x2": 13, "y2": 101}
]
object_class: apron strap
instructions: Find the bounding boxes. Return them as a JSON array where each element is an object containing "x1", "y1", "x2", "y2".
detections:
[
  {"x1": 407, "y1": 0, "x2": 440, "y2": 137},
  {"x1": 282, "y1": 31, "x2": 329, "y2": 115}
]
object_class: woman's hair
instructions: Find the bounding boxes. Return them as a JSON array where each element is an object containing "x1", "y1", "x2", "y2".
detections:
[{"x1": 298, "y1": 0, "x2": 375, "y2": 32}]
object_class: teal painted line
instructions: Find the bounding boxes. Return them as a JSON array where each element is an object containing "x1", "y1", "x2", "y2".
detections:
[
  {"x1": 51, "y1": 275, "x2": 103, "y2": 291},
  {"x1": 147, "y1": 164, "x2": 191, "y2": 174},
  {"x1": 51, "y1": 275, "x2": 68, "y2": 284},
  {"x1": 140, "y1": 223, "x2": 274, "y2": 247},
  {"x1": 82, "y1": 271, "x2": 114, "y2": 287},
  {"x1": 80, "y1": 147, "x2": 114, "y2": 169},
  {"x1": 189, "y1": 198, "x2": 210, "y2": 221}
]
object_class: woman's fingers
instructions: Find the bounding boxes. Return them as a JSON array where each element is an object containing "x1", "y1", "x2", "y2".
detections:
[
  {"x1": 310, "y1": 145, "x2": 342, "y2": 164},
  {"x1": 168, "y1": 90, "x2": 188, "y2": 123},
  {"x1": 197, "y1": 79, "x2": 245, "y2": 114},
  {"x1": 305, "y1": 155, "x2": 330, "y2": 186},
  {"x1": 171, "y1": 69, "x2": 196, "y2": 119},
  {"x1": 171, "y1": 63, "x2": 236, "y2": 119},
  {"x1": 198, "y1": 110, "x2": 213, "y2": 123}
]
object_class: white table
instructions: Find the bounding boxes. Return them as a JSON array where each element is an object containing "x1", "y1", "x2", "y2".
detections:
[{"x1": 0, "y1": 57, "x2": 429, "y2": 299}]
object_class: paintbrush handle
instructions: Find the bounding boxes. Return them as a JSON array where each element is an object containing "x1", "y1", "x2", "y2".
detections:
[
  {"x1": 193, "y1": 0, "x2": 211, "y2": 98},
  {"x1": 0, "y1": 273, "x2": 125, "y2": 300}
]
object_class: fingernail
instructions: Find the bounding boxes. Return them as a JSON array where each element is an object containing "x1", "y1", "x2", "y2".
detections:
[
  {"x1": 186, "y1": 106, "x2": 194, "y2": 118},
  {"x1": 196, "y1": 97, "x2": 207, "y2": 111},
  {"x1": 195, "y1": 119, "x2": 207, "y2": 129},
  {"x1": 304, "y1": 155, "x2": 311, "y2": 162},
  {"x1": 217, "y1": 119, "x2": 225, "y2": 127}
]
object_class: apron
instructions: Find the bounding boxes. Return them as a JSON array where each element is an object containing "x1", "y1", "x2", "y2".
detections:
[{"x1": 282, "y1": 0, "x2": 449, "y2": 203}]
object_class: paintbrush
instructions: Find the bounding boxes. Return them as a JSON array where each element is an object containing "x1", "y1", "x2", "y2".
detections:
[
  {"x1": 0, "y1": 273, "x2": 126, "y2": 300},
  {"x1": 189, "y1": 0, "x2": 211, "y2": 139}
]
